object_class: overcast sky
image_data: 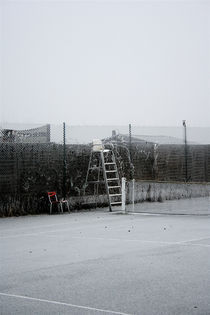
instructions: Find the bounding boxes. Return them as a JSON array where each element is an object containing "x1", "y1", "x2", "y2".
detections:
[{"x1": 0, "y1": 0, "x2": 210, "y2": 126}]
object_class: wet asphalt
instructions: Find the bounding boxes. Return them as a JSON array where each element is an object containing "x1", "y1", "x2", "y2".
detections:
[{"x1": 0, "y1": 198, "x2": 210, "y2": 315}]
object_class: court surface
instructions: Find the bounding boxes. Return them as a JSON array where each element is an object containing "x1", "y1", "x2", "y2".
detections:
[{"x1": 1, "y1": 197, "x2": 210, "y2": 315}]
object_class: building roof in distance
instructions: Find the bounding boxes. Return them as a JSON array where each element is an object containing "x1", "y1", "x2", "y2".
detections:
[
  {"x1": 105, "y1": 132, "x2": 196, "y2": 145},
  {"x1": 129, "y1": 134, "x2": 185, "y2": 145}
]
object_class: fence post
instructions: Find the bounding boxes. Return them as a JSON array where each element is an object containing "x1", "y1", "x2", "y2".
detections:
[
  {"x1": 46, "y1": 124, "x2": 51, "y2": 143},
  {"x1": 122, "y1": 177, "x2": 126, "y2": 213},
  {"x1": 63, "y1": 122, "x2": 66, "y2": 199},
  {"x1": 183, "y1": 120, "x2": 188, "y2": 182},
  {"x1": 129, "y1": 124, "x2": 132, "y2": 179},
  {"x1": 132, "y1": 178, "x2": 135, "y2": 211}
]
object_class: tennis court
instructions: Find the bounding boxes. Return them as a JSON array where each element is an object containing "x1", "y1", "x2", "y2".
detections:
[{"x1": 1, "y1": 197, "x2": 210, "y2": 314}]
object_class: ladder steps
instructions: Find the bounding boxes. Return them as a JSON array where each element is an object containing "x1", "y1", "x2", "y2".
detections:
[
  {"x1": 85, "y1": 149, "x2": 122, "y2": 212},
  {"x1": 108, "y1": 186, "x2": 121, "y2": 189}
]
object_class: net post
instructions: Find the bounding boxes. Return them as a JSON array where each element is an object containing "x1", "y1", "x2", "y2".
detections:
[{"x1": 122, "y1": 177, "x2": 126, "y2": 213}]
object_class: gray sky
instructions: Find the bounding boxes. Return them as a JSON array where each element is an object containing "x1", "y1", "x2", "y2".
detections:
[{"x1": 1, "y1": 0, "x2": 210, "y2": 126}]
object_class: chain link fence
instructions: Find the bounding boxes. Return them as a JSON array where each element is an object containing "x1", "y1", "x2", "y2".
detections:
[
  {"x1": 0, "y1": 123, "x2": 210, "y2": 216},
  {"x1": 0, "y1": 123, "x2": 90, "y2": 216}
]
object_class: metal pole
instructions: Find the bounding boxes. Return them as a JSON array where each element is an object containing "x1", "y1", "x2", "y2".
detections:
[
  {"x1": 129, "y1": 124, "x2": 132, "y2": 179},
  {"x1": 183, "y1": 120, "x2": 188, "y2": 182},
  {"x1": 132, "y1": 179, "x2": 135, "y2": 212},
  {"x1": 122, "y1": 177, "x2": 126, "y2": 213},
  {"x1": 63, "y1": 122, "x2": 66, "y2": 199},
  {"x1": 46, "y1": 124, "x2": 51, "y2": 143}
]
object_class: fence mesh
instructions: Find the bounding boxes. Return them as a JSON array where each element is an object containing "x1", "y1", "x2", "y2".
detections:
[{"x1": 0, "y1": 123, "x2": 210, "y2": 216}]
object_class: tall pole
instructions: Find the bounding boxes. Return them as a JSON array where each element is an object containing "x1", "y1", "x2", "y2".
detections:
[
  {"x1": 129, "y1": 123, "x2": 132, "y2": 179},
  {"x1": 132, "y1": 178, "x2": 135, "y2": 212},
  {"x1": 183, "y1": 120, "x2": 188, "y2": 182},
  {"x1": 63, "y1": 122, "x2": 66, "y2": 199}
]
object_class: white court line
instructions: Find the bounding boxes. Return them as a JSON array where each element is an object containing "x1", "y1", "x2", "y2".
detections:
[
  {"x1": 0, "y1": 292, "x2": 131, "y2": 315},
  {"x1": 131, "y1": 212, "x2": 163, "y2": 216},
  {"x1": 0, "y1": 224, "x2": 131, "y2": 240},
  {"x1": 0, "y1": 222, "x2": 73, "y2": 232},
  {"x1": 179, "y1": 236, "x2": 210, "y2": 243},
  {"x1": 0, "y1": 214, "x2": 108, "y2": 233},
  {"x1": 131, "y1": 211, "x2": 210, "y2": 217},
  {"x1": 1, "y1": 224, "x2": 210, "y2": 248},
  {"x1": 188, "y1": 243, "x2": 210, "y2": 248},
  {"x1": 0, "y1": 225, "x2": 106, "y2": 239},
  {"x1": 71, "y1": 236, "x2": 210, "y2": 248},
  {"x1": 0, "y1": 221, "x2": 103, "y2": 235},
  {"x1": 1, "y1": 230, "x2": 210, "y2": 248}
]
